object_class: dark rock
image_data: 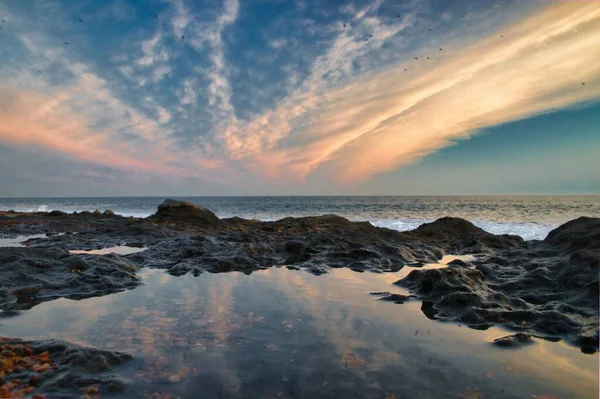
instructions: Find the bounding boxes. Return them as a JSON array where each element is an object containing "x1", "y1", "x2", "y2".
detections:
[
  {"x1": 370, "y1": 292, "x2": 413, "y2": 304},
  {"x1": 47, "y1": 210, "x2": 66, "y2": 217},
  {"x1": 150, "y1": 199, "x2": 220, "y2": 227},
  {"x1": 467, "y1": 323, "x2": 493, "y2": 330},
  {"x1": 0, "y1": 247, "x2": 141, "y2": 311},
  {"x1": 492, "y1": 333, "x2": 533, "y2": 347},
  {"x1": 0, "y1": 337, "x2": 132, "y2": 398},
  {"x1": 395, "y1": 217, "x2": 600, "y2": 350},
  {"x1": 447, "y1": 258, "x2": 470, "y2": 267},
  {"x1": 544, "y1": 216, "x2": 600, "y2": 251},
  {"x1": 103, "y1": 209, "x2": 115, "y2": 216}
]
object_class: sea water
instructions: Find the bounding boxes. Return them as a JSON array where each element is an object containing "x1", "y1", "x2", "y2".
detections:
[{"x1": 1, "y1": 195, "x2": 599, "y2": 240}]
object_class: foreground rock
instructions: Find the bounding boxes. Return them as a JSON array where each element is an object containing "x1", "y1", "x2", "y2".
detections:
[
  {"x1": 0, "y1": 247, "x2": 141, "y2": 311},
  {"x1": 0, "y1": 337, "x2": 132, "y2": 398},
  {"x1": 396, "y1": 217, "x2": 600, "y2": 351}
]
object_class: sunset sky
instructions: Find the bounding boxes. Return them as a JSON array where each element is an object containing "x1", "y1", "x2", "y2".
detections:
[{"x1": 0, "y1": 0, "x2": 599, "y2": 196}]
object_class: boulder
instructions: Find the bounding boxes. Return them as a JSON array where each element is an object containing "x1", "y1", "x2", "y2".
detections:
[
  {"x1": 103, "y1": 209, "x2": 115, "y2": 216},
  {"x1": 150, "y1": 199, "x2": 220, "y2": 227}
]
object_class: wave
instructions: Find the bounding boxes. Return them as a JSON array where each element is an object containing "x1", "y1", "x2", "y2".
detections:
[
  {"x1": 2, "y1": 205, "x2": 557, "y2": 240},
  {"x1": 370, "y1": 219, "x2": 555, "y2": 240}
]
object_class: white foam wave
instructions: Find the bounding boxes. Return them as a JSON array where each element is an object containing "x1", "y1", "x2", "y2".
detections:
[{"x1": 370, "y1": 219, "x2": 554, "y2": 240}]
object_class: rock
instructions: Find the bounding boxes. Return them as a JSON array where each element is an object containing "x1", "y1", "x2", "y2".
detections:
[
  {"x1": 150, "y1": 199, "x2": 220, "y2": 227},
  {"x1": 103, "y1": 210, "x2": 115, "y2": 216},
  {"x1": 93, "y1": 210, "x2": 102, "y2": 216},
  {"x1": 395, "y1": 218, "x2": 600, "y2": 350},
  {"x1": 370, "y1": 292, "x2": 413, "y2": 304},
  {"x1": 47, "y1": 210, "x2": 66, "y2": 217},
  {"x1": 0, "y1": 337, "x2": 132, "y2": 398},
  {"x1": 544, "y1": 216, "x2": 600, "y2": 251},
  {"x1": 492, "y1": 333, "x2": 533, "y2": 347},
  {"x1": 447, "y1": 258, "x2": 470, "y2": 267},
  {"x1": 412, "y1": 217, "x2": 523, "y2": 250},
  {"x1": 0, "y1": 247, "x2": 141, "y2": 311}
]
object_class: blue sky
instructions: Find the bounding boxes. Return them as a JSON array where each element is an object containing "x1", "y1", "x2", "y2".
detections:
[{"x1": 0, "y1": 0, "x2": 598, "y2": 196}]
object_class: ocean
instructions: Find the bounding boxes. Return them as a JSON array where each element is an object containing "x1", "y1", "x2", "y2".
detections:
[{"x1": 1, "y1": 196, "x2": 598, "y2": 240}]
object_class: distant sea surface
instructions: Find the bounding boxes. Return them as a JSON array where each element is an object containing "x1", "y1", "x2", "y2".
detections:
[{"x1": 1, "y1": 196, "x2": 598, "y2": 240}]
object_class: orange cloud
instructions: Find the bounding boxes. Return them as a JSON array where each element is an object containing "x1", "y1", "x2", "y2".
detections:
[{"x1": 221, "y1": 2, "x2": 600, "y2": 185}]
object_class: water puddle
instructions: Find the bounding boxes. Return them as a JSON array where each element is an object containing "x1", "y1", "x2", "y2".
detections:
[
  {"x1": 0, "y1": 234, "x2": 63, "y2": 248},
  {"x1": 0, "y1": 267, "x2": 596, "y2": 399},
  {"x1": 69, "y1": 246, "x2": 147, "y2": 255}
]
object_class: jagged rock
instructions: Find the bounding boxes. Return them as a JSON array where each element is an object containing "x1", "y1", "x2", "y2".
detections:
[
  {"x1": 0, "y1": 247, "x2": 141, "y2": 311},
  {"x1": 150, "y1": 199, "x2": 220, "y2": 227},
  {"x1": 493, "y1": 333, "x2": 533, "y2": 347},
  {"x1": 0, "y1": 337, "x2": 132, "y2": 398}
]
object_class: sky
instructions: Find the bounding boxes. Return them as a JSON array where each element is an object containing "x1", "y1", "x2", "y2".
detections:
[{"x1": 0, "y1": 0, "x2": 599, "y2": 197}]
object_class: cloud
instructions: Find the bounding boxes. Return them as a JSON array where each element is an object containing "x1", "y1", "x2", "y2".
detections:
[
  {"x1": 216, "y1": 2, "x2": 600, "y2": 185},
  {"x1": 0, "y1": 32, "x2": 228, "y2": 183},
  {"x1": 268, "y1": 38, "x2": 288, "y2": 49},
  {"x1": 170, "y1": 0, "x2": 192, "y2": 38},
  {"x1": 178, "y1": 78, "x2": 197, "y2": 105},
  {"x1": 188, "y1": 0, "x2": 239, "y2": 123},
  {"x1": 156, "y1": 106, "x2": 172, "y2": 124}
]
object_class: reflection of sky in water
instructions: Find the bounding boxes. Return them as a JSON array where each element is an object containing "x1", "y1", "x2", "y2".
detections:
[
  {"x1": 69, "y1": 246, "x2": 147, "y2": 255},
  {"x1": 1, "y1": 268, "x2": 597, "y2": 399}
]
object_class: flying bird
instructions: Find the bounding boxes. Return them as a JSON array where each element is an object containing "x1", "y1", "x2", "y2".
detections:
[
  {"x1": 78, "y1": 17, "x2": 83, "y2": 23},
  {"x1": 369, "y1": 34, "x2": 373, "y2": 38},
  {"x1": 439, "y1": 48, "x2": 443, "y2": 51},
  {"x1": 582, "y1": 82, "x2": 585, "y2": 85},
  {"x1": 404, "y1": 68, "x2": 407, "y2": 71},
  {"x1": 343, "y1": 23, "x2": 346, "y2": 27},
  {"x1": 427, "y1": 57, "x2": 430, "y2": 59},
  {"x1": 428, "y1": 28, "x2": 431, "y2": 31},
  {"x1": 397, "y1": 14, "x2": 400, "y2": 18},
  {"x1": 154, "y1": 13, "x2": 158, "y2": 20},
  {"x1": 64, "y1": 42, "x2": 69, "y2": 45},
  {"x1": 414, "y1": 57, "x2": 418, "y2": 60}
]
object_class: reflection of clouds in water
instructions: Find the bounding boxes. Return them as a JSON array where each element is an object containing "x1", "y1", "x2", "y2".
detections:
[
  {"x1": 1, "y1": 268, "x2": 597, "y2": 398},
  {"x1": 267, "y1": 269, "x2": 406, "y2": 375}
]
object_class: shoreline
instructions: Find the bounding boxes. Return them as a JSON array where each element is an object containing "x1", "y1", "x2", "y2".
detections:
[{"x1": 1, "y1": 199, "x2": 598, "y2": 397}]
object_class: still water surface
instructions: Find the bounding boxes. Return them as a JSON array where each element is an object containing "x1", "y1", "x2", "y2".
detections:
[{"x1": 1, "y1": 267, "x2": 597, "y2": 399}]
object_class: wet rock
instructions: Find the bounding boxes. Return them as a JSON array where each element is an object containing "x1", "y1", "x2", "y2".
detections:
[
  {"x1": 149, "y1": 199, "x2": 221, "y2": 227},
  {"x1": 492, "y1": 333, "x2": 533, "y2": 347},
  {"x1": 0, "y1": 247, "x2": 141, "y2": 311},
  {"x1": 447, "y1": 258, "x2": 470, "y2": 267},
  {"x1": 370, "y1": 292, "x2": 413, "y2": 304},
  {"x1": 47, "y1": 210, "x2": 66, "y2": 217},
  {"x1": 396, "y1": 217, "x2": 600, "y2": 350},
  {"x1": 1, "y1": 205, "x2": 597, "y2": 351},
  {"x1": 0, "y1": 337, "x2": 132, "y2": 398},
  {"x1": 412, "y1": 217, "x2": 524, "y2": 251},
  {"x1": 103, "y1": 210, "x2": 115, "y2": 216}
]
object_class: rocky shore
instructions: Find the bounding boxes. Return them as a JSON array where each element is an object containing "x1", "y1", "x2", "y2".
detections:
[{"x1": 1, "y1": 199, "x2": 598, "y2": 396}]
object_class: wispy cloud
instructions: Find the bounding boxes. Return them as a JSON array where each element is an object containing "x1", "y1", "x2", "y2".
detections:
[
  {"x1": 217, "y1": 2, "x2": 600, "y2": 185},
  {"x1": 188, "y1": 0, "x2": 239, "y2": 123}
]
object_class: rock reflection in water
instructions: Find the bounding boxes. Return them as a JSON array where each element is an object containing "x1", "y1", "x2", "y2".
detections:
[{"x1": 0, "y1": 268, "x2": 597, "y2": 399}]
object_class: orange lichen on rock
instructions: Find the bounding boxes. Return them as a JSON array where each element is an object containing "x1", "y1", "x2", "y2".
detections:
[{"x1": 0, "y1": 343, "x2": 54, "y2": 399}]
